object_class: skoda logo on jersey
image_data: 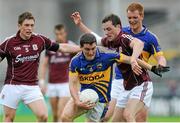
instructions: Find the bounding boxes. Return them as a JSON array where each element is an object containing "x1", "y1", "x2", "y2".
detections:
[{"x1": 32, "y1": 44, "x2": 38, "y2": 51}]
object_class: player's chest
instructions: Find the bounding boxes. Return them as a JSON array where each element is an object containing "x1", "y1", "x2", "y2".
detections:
[
  {"x1": 9, "y1": 42, "x2": 42, "y2": 62},
  {"x1": 79, "y1": 61, "x2": 107, "y2": 74}
]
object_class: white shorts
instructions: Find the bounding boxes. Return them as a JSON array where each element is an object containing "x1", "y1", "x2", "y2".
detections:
[
  {"x1": 86, "y1": 102, "x2": 108, "y2": 122},
  {"x1": 111, "y1": 79, "x2": 124, "y2": 99},
  {"x1": 46, "y1": 83, "x2": 70, "y2": 97},
  {"x1": 116, "y1": 81, "x2": 153, "y2": 108},
  {"x1": 0, "y1": 84, "x2": 44, "y2": 109}
]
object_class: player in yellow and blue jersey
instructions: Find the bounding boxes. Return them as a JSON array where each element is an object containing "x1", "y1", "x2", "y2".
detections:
[
  {"x1": 111, "y1": 3, "x2": 167, "y2": 122},
  {"x1": 61, "y1": 33, "x2": 169, "y2": 122}
]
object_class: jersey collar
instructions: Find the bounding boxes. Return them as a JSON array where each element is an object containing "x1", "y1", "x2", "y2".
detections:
[
  {"x1": 16, "y1": 30, "x2": 34, "y2": 41},
  {"x1": 128, "y1": 25, "x2": 148, "y2": 36}
]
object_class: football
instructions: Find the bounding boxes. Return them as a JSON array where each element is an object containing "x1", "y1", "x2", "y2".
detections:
[{"x1": 79, "y1": 89, "x2": 99, "y2": 103}]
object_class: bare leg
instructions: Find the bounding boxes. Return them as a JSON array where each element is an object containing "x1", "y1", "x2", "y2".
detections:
[
  {"x1": 3, "y1": 106, "x2": 16, "y2": 122},
  {"x1": 58, "y1": 97, "x2": 70, "y2": 121},
  {"x1": 111, "y1": 107, "x2": 126, "y2": 122},
  {"x1": 135, "y1": 106, "x2": 148, "y2": 122},
  {"x1": 27, "y1": 99, "x2": 48, "y2": 122},
  {"x1": 49, "y1": 97, "x2": 58, "y2": 122},
  {"x1": 61, "y1": 98, "x2": 86, "y2": 122},
  {"x1": 123, "y1": 99, "x2": 144, "y2": 122},
  {"x1": 102, "y1": 98, "x2": 117, "y2": 121}
]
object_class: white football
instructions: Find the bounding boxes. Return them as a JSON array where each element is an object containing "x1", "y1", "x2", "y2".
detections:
[{"x1": 79, "y1": 89, "x2": 99, "y2": 103}]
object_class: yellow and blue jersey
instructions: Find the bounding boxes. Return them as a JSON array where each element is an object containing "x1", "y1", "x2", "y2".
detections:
[
  {"x1": 69, "y1": 47, "x2": 123, "y2": 103},
  {"x1": 115, "y1": 25, "x2": 164, "y2": 79}
]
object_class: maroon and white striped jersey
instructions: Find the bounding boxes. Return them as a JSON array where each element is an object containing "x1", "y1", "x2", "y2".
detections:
[
  {"x1": 101, "y1": 32, "x2": 151, "y2": 90},
  {"x1": 45, "y1": 41, "x2": 75, "y2": 83},
  {"x1": 0, "y1": 31, "x2": 59, "y2": 85}
]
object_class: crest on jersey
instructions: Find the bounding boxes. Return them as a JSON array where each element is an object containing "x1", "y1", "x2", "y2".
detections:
[
  {"x1": 32, "y1": 44, "x2": 38, "y2": 51},
  {"x1": 97, "y1": 63, "x2": 103, "y2": 69},
  {"x1": 87, "y1": 65, "x2": 93, "y2": 72}
]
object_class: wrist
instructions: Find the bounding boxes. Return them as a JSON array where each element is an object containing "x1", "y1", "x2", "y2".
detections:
[
  {"x1": 39, "y1": 79, "x2": 45, "y2": 85},
  {"x1": 76, "y1": 21, "x2": 82, "y2": 26},
  {"x1": 130, "y1": 57, "x2": 136, "y2": 63}
]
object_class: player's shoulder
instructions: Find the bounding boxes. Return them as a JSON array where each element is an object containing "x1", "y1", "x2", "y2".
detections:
[
  {"x1": 70, "y1": 52, "x2": 82, "y2": 64},
  {"x1": 97, "y1": 46, "x2": 117, "y2": 54},
  {"x1": 97, "y1": 47, "x2": 118, "y2": 59},
  {"x1": 146, "y1": 30, "x2": 159, "y2": 42},
  {"x1": 32, "y1": 33, "x2": 44, "y2": 38},
  {"x1": 1, "y1": 34, "x2": 16, "y2": 45},
  {"x1": 121, "y1": 33, "x2": 134, "y2": 41},
  {"x1": 32, "y1": 33, "x2": 49, "y2": 40},
  {"x1": 122, "y1": 26, "x2": 131, "y2": 33}
]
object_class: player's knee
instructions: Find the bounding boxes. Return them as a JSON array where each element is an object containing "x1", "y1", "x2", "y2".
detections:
[
  {"x1": 4, "y1": 113, "x2": 15, "y2": 122},
  {"x1": 123, "y1": 109, "x2": 134, "y2": 121},
  {"x1": 102, "y1": 114, "x2": 111, "y2": 122},
  {"x1": 53, "y1": 115, "x2": 58, "y2": 122},
  {"x1": 61, "y1": 114, "x2": 73, "y2": 122},
  {"x1": 136, "y1": 112, "x2": 147, "y2": 122},
  {"x1": 37, "y1": 112, "x2": 48, "y2": 122}
]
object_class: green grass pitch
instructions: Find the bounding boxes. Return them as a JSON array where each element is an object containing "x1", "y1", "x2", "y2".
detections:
[{"x1": 0, "y1": 114, "x2": 180, "y2": 122}]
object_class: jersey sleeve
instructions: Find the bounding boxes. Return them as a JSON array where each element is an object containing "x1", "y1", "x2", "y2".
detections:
[
  {"x1": 45, "y1": 50, "x2": 50, "y2": 57},
  {"x1": 69, "y1": 57, "x2": 79, "y2": 76},
  {"x1": 90, "y1": 32, "x2": 102, "y2": 45},
  {"x1": 121, "y1": 33, "x2": 134, "y2": 47},
  {"x1": 40, "y1": 35, "x2": 59, "y2": 52},
  {"x1": 106, "y1": 52, "x2": 124, "y2": 64},
  {"x1": 150, "y1": 34, "x2": 163, "y2": 57},
  {"x1": 0, "y1": 40, "x2": 9, "y2": 60}
]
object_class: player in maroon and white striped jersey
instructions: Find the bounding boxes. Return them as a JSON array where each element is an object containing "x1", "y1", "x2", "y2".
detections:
[
  {"x1": 71, "y1": 12, "x2": 169, "y2": 122},
  {"x1": 39, "y1": 24, "x2": 75, "y2": 122},
  {"x1": 0, "y1": 12, "x2": 80, "y2": 122}
]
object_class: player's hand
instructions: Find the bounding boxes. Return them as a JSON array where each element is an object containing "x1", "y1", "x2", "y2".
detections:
[
  {"x1": 71, "y1": 11, "x2": 82, "y2": 26},
  {"x1": 75, "y1": 100, "x2": 96, "y2": 110},
  {"x1": 151, "y1": 65, "x2": 170, "y2": 77},
  {"x1": 130, "y1": 57, "x2": 143, "y2": 75},
  {"x1": 39, "y1": 80, "x2": 47, "y2": 95}
]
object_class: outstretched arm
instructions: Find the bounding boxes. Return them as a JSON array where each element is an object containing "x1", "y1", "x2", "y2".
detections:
[
  {"x1": 71, "y1": 11, "x2": 102, "y2": 45},
  {"x1": 118, "y1": 54, "x2": 169, "y2": 77},
  {"x1": 58, "y1": 43, "x2": 81, "y2": 53},
  {"x1": 71, "y1": 11, "x2": 92, "y2": 33}
]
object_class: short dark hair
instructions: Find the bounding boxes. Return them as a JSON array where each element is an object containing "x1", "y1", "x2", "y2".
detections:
[
  {"x1": 54, "y1": 24, "x2": 65, "y2": 31},
  {"x1": 102, "y1": 14, "x2": 122, "y2": 27},
  {"x1": 18, "y1": 12, "x2": 35, "y2": 25},
  {"x1": 80, "y1": 33, "x2": 97, "y2": 47}
]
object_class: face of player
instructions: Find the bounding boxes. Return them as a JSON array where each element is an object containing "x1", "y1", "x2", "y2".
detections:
[
  {"x1": 127, "y1": 10, "x2": 143, "y2": 33},
  {"x1": 102, "y1": 21, "x2": 120, "y2": 41},
  {"x1": 18, "y1": 19, "x2": 35, "y2": 40},
  {"x1": 55, "y1": 28, "x2": 67, "y2": 43},
  {"x1": 82, "y1": 43, "x2": 97, "y2": 61}
]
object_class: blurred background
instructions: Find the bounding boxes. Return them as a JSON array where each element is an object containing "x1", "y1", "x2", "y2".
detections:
[{"x1": 0, "y1": 0, "x2": 180, "y2": 121}]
